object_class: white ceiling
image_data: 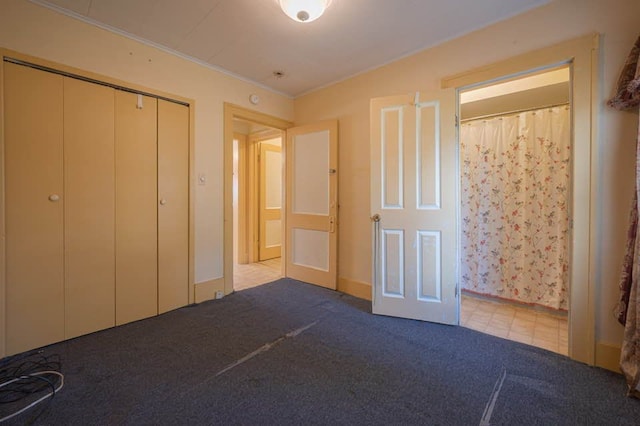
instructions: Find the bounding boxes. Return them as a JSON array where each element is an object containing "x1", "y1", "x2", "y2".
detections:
[{"x1": 34, "y1": 0, "x2": 550, "y2": 97}]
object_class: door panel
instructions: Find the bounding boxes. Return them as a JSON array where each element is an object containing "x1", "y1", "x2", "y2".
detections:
[
  {"x1": 417, "y1": 230, "x2": 441, "y2": 301},
  {"x1": 285, "y1": 120, "x2": 338, "y2": 289},
  {"x1": 64, "y1": 77, "x2": 116, "y2": 338},
  {"x1": 292, "y1": 228, "x2": 329, "y2": 269},
  {"x1": 371, "y1": 91, "x2": 457, "y2": 324},
  {"x1": 292, "y1": 131, "x2": 330, "y2": 214},
  {"x1": 158, "y1": 99, "x2": 190, "y2": 314},
  {"x1": 259, "y1": 143, "x2": 282, "y2": 260},
  {"x1": 381, "y1": 229, "x2": 404, "y2": 297},
  {"x1": 115, "y1": 91, "x2": 158, "y2": 325},
  {"x1": 382, "y1": 106, "x2": 403, "y2": 208},
  {"x1": 417, "y1": 103, "x2": 440, "y2": 209},
  {"x1": 4, "y1": 62, "x2": 65, "y2": 354}
]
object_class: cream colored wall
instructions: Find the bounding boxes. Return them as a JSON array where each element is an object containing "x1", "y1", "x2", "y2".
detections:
[
  {"x1": 0, "y1": 0, "x2": 293, "y2": 284},
  {"x1": 294, "y1": 0, "x2": 640, "y2": 350},
  {"x1": 3, "y1": 0, "x2": 638, "y2": 360}
]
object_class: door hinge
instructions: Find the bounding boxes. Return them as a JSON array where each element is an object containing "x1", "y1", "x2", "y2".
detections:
[{"x1": 455, "y1": 114, "x2": 459, "y2": 128}]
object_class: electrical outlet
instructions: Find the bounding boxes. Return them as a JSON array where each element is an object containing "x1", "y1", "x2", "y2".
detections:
[{"x1": 215, "y1": 290, "x2": 224, "y2": 299}]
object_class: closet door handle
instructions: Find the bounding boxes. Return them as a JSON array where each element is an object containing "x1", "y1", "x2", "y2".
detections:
[
  {"x1": 48, "y1": 194, "x2": 60, "y2": 202},
  {"x1": 159, "y1": 199, "x2": 167, "y2": 206}
]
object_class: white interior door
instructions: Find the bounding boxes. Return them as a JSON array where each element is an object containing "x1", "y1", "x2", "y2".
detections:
[
  {"x1": 370, "y1": 90, "x2": 457, "y2": 324},
  {"x1": 285, "y1": 120, "x2": 338, "y2": 289},
  {"x1": 259, "y1": 142, "x2": 282, "y2": 261}
]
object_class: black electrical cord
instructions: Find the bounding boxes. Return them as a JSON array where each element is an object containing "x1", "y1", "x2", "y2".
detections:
[{"x1": 0, "y1": 351, "x2": 64, "y2": 423}]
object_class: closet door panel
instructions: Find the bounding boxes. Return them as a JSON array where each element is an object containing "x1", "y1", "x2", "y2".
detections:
[
  {"x1": 64, "y1": 77, "x2": 116, "y2": 339},
  {"x1": 4, "y1": 63, "x2": 64, "y2": 354},
  {"x1": 157, "y1": 100, "x2": 189, "y2": 313},
  {"x1": 115, "y1": 91, "x2": 158, "y2": 325}
]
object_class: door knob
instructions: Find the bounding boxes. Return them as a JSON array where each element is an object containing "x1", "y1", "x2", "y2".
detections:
[
  {"x1": 48, "y1": 194, "x2": 60, "y2": 202},
  {"x1": 371, "y1": 214, "x2": 381, "y2": 222},
  {"x1": 159, "y1": 199, "x2": 167, "y2": 205}
]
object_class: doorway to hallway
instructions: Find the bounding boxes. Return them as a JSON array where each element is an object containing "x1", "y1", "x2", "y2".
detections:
[{"x1": 232, "y1": 120, "x2": 284, "y2": 291}]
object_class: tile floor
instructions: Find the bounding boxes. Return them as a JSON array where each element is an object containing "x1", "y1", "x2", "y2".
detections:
[
  {"x1": 461, "y1": 293, "x2": 568, "y2": 356},
  {"x1": 233, "y1": 257, "x2": 282, "y2": 291},
  {"x1": 234, "y1": 260, "x2": 569, "y2": 356}
]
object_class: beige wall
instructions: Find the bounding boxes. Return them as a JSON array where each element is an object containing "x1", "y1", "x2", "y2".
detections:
[
  {"x1": 0, "y1": 0, "x2": 294, "y2": 284},
  {"x1": 3, "y1": 0, "x2": 639, "y2": 357},
  {"x1": 294, "y1": 0, "x2": 640, "y2": 350}
]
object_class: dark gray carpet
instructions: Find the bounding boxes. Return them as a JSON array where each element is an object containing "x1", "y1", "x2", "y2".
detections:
[{"x1": 2, "y1": 278, "x2": 639, "y2": 425}]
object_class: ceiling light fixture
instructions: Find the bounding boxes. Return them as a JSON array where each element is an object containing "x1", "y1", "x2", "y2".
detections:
[{"x1": 279, "y1": 0, "x2": 331, "y2": 23}]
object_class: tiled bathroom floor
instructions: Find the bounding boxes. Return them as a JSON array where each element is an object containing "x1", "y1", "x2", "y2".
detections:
[{"x1": 461, "y1": 293, "x2": 568, "y2": 356}]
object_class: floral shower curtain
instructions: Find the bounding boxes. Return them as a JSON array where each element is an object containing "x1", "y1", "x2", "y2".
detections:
[
  {"x1": 460, "y1": 106, "x2": 571, "y2": 310},
  {"x1": 610, "y1": 35, "x2": 640, "y2": 398}
]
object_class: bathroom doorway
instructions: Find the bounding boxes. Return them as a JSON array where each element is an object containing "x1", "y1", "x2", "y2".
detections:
[{"x1": 458, "y1": 67, "x2": 571, "y2": 355}]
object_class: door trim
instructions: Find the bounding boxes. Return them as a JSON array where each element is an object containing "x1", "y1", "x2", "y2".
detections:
[
  {"x1": 223, "y1": 104, "x2": 292, "y2": 295},
  {"x1": 442, "y1": 33, "x2": 599, "y2": 365},
  {"x1": 233, "y1": 132, "x2": 249, "y2": 264},
  {"x1": 259, "y1": 143, "x2": 283, "y2": 261},
  {"x1": 248, "y1": 129, "x2": 284, "y2": 263}
]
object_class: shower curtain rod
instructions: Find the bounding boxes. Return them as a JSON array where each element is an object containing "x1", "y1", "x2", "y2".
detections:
[{"x1": 460, "y1": 102, "x2": 570, "y2": 123}]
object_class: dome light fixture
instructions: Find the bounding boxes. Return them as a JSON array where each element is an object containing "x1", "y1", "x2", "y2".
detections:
[{"x1": 279, "y1": 0, "x2": 331, "y2": 23}]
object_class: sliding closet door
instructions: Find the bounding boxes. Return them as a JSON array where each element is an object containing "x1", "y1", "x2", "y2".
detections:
[
  {"x1": 157, "y1": 100, "x2": 190, "y2": 313},
  {"x1": 63, "y1": 77, "x2": 116, "y2": 339},
  {"x1": 115, "y1": 91, "x2": 158, "y2": 325},
  {"x1": 4, "y1": 62, "x2": 64, "y2": 354}
]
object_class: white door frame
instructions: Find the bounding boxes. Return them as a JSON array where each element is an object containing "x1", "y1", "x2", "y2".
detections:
[{"x1": 443, "y1": 33, "x2": 599, "y2": 365}]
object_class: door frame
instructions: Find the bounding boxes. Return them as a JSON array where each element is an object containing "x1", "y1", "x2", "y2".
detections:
[
  {"x1": 235, "y1": 129, "x2": 283, "y2": 265},
  {"x1": 223, "y1": 104, "x2": 292, "y2": 295},
  {"x1": 442, "y1": 33, "x2": 599, "y2": 365},
  {"x1": 233, "y1": 132, "x2": 249, "y2": 264},
  {"x1": 248, "y1": 130, "x2": 284, "y2": 263},
  {"x1": 258, "y1": 141, "x2": 283, "y2": 261}
]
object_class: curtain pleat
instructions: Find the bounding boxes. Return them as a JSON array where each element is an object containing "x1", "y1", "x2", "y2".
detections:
[{"x1": 609, "y1": 35, "x2": 640, "y2": 398}]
